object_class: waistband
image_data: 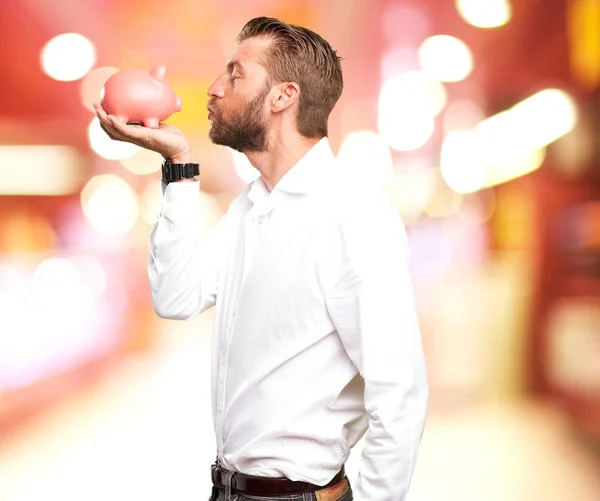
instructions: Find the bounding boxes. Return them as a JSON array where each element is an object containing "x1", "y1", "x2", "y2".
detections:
[{"x1": 211, "y1": 461, "x2": 346, "y2": 497}]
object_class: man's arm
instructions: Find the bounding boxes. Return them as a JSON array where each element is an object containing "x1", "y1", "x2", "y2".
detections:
[
  {"x1": 92, "y1": 103, "x2": 228, "y2": 321},
  {"x1": 320, "y1": 190, "x2": 429, "y2": 501},
  {"x1": 148, "y1": 179, "x2": 228, "y2": 320}
]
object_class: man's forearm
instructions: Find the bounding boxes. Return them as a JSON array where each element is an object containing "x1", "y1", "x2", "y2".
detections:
[
  {"x1": 149, "y1": 179, "x2": 224, "y2": 319},
  {"x1": 353, "y1": 380, "x2": 429, "y2": 501}
]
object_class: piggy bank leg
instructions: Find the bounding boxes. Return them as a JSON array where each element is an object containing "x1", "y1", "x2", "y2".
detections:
[
  {"x1": 115, "y1": 115, "x2": 128, "y2": 125},
  {"x1": 144, "y1": 118, "x2": 160, "y2": 129}
]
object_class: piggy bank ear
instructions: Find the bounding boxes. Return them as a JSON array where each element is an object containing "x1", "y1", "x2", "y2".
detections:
[{"x1": 150, "y1": 65, "x2": 166, "y2": 82}]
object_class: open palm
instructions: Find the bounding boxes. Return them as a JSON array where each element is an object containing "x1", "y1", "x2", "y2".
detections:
[{"x1": 93, "y1": 102, "x2": 191, "y2": 160}]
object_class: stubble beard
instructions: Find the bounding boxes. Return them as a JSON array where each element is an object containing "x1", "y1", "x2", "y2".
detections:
[{"x1": 208, "y1": 88, "x2": 270, "y2": 153}]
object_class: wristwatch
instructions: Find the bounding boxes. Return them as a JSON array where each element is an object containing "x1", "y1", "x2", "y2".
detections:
[{"x1": 161, "y1": 157, "x2": 200, "y2": 184}]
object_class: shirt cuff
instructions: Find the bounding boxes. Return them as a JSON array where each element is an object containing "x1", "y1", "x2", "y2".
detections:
[{"x1": 160, "y1": 179, "x2": 200, "y2": 221}]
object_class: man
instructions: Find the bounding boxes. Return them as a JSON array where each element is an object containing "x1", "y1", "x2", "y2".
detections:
[{"x1": 95, "y1": 16, "x2": 428, "y2": 501}]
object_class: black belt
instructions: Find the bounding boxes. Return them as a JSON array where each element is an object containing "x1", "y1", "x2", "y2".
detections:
[{"x1": 211, "y1": 463, "x2": 346, "y2": 496}]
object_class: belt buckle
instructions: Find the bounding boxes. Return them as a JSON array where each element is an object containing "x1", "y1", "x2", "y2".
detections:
[
  {"x1": 211, "y1": 464, "x2": 225, "y2": 489},
  {"x1": 212, "y1": 465, "x2": 237, "y2": 493}
]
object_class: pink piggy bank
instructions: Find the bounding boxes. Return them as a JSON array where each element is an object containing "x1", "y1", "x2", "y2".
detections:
[{"x1": 100, "y1": 66, "x2": 182, "y2": 128}]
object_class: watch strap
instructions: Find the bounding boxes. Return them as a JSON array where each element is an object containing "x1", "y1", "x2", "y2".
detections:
[{"x1": 162, "y1": 158, "x2": 200, "y2": 184}]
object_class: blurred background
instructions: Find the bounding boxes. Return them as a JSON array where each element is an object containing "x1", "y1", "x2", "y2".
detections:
[{"x1": 1, "y1": 0, "x2": 600, "y2": 499}]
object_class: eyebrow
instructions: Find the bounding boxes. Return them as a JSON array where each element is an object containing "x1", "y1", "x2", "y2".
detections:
[{"x1": 226, "y1": 60, "x2": 245, "y2": 75}]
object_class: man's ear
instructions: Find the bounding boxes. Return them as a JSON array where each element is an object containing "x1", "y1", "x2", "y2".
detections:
[{"x1": 271, "y1": 82, "x2": 300, "y2": 113}]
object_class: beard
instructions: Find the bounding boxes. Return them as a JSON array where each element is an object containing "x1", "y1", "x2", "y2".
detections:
[{"x1": 208, "y1": 88, "x2": 269, "y2": 153}]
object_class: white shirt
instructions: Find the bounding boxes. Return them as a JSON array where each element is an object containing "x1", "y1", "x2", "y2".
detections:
[{"x1": 148, "y1": 138, "x2": 428, "y2": 501}]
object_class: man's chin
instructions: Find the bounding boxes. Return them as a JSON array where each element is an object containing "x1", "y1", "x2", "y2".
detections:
[
  {"x1": 208, "y1": 131, "x2": 240, "y2": 152},
  {"x1": 208, "y1": 127, "x2": 223, "y2": 145},
  {"x1": 208, "y1": 123, "x2": 267, "y2": 153},
  {"x1": 209, "y1": 131, "x2": 228, "y2": 147}
]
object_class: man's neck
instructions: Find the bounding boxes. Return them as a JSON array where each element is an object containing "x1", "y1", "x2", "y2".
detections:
[{"x1": 245, "y1": 134, "x2": 322, "y2": 192}]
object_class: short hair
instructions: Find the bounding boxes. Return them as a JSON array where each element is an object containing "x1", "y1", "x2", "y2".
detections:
[{"x1": 237, "y1": 16, "x2": 343, "y2": 138}]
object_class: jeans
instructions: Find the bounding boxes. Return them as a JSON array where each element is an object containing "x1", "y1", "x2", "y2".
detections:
[{"x1": 207, "y1": 480, "x2": 354, "y2": 501}]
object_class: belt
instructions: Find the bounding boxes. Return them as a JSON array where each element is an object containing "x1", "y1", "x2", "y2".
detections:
[{"x1": 211, "y1": 463, "x2": 346, "y2": 496}]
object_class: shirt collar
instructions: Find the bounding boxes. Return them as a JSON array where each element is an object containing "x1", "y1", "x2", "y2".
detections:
[{"x1": 247, "y1": 137, "x2": 335, "y2": 204}]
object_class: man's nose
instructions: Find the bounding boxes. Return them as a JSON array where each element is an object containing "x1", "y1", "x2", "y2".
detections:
[{"x1": 207, "y1": 76, "x2": 226, "y2": 99}]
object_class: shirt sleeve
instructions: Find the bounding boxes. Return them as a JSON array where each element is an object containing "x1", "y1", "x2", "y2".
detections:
[
  {"x1": 148, "y1": 180, "x2": 228, "y2": 320},
  {"x1": 319, "y1": 190, "x2": 429, "y2": 501}
]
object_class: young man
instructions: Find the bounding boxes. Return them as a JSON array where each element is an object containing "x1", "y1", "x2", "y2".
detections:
[{"x1": 95, "y1": 16, "x2": 428, "y2": 501}]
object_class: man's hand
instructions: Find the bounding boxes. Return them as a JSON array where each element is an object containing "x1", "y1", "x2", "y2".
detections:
[{"x1": 93, "y1": 102, "x2": 193, "y2": 163}]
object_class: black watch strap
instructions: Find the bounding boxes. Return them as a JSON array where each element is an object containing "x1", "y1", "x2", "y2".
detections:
[{"x1": 161, "y1": 158, "x2": 200, "y2": 184}]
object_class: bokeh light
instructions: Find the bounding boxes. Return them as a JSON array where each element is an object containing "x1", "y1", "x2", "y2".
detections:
[
  {"x1": 418, "y1": 35, "x2": 474, "y2": 82},
  {"x1": 80, "y1": 174, "x2": 140, "y2": 236},
  {"x1": 443, "y1": 100, "x2": 485, "y2": 135},
  {"x1": 485, "y1": 147, "x2": 547, "y2": 187},
  {"x1": 551, "y1": 119, "x2": 596, "y2": 176},
  {"x1": 31, "y1": 258, "x2": 84, "y2": 302},
  {"x1": 337, "y1": 130, "x2": 393, "y2": 186},
  {"x1": 68, "y1": 255, "x2": 107, "y2": 300},
  {"x1": 80, "y1": 66, "x2": 119, "y2": 111},
  {"x1": 0, "y1": 145, "x2": 82, "y2": 195},
  {"x1": 505, "y1": 89, "x2": 578, "y2": 149},
  {"x1": 120, "y1": 147, "x2": 163, "y2": 175},
  {"x1": 40, "y1": 33, "x2": 96, "y2": 82},
  {"x1": 29, "y1": 258, "x2": 97, "y2": 369},
  {"x1": 0, "y1": 264, "x2": 28, "y2": 308},
  {"x1": 380, "y1": 71, "x2": 447, "y2": 117},
  {"x1": 88, "y1": 117, "x2": 139, "y2": 160},
  {"x1": 476, "y1": 89, "x2": 577, "y2": 165},
  {"x1": 456, "y1": 189, "x2": 497, "y2": 224},
  {"x1": 30, "y1": 258, "x2": 95, "y2": 329},
  {"x1": 424, "y1": 168, "x2": 463, "y2": 217},
  {"x1": 379, "y1": 113, "x2": 434, "y2": 152},
  {"x1": 442, "y1": 89, "x2": 577, "y2": 192},
  {"x1": 0, "y1": 264, "x2": 29, "y2": 377},
  {"x1": 456, "y1": 0, "x2": 512, "y2": 28},
  {"x1": 385, "y1": 163, "x2": 437, "y2": 224},
  {"x1": 378, "y1": 71, "x2": 446, "y2": 151},
  {"x1": 441, "y1": 129, "x2": 488, "y2": 193}
]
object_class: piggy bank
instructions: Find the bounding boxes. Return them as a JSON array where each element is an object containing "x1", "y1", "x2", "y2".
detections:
[{"x1": 100, "y1": 66, "x2": 182, "y2": 128}]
